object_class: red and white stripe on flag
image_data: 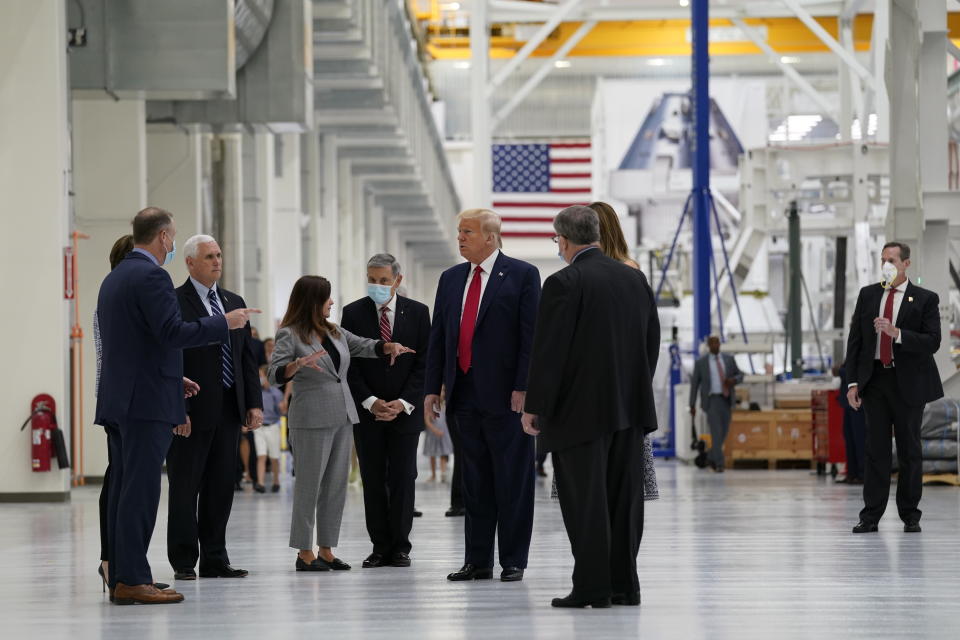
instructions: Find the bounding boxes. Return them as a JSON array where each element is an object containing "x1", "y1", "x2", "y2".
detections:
[{"x1": 493, "y1": 142, "x2": 592, "y2": 238}]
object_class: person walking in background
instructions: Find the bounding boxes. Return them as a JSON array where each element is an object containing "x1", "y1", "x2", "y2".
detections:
[
  {"x1": 522, "y1": 205, "x2": 660, "y2": 609},
  {"x1": 689, "y1": 336, "x2": 743, "y2": 473},
  {"x1": 341, "y1": 253, "x2": 431, "y2": 569},
  {"x1": 255, "y1": 365, "x2": 285, "y2": 493},
  {"x1": 268, "y1": 275, "x2": 415, "y2": 572},
  {"x1": 846, "y1": 241, "x2": 943, "y2": 534},
  {"x1": 166, "y1": 235, "x2": 263, "y2": 582},
  {"x1": 95, "y1": 207, "x2": 258, "y2": 605},
  {"x1": 424, "y1": 208, "x2": 541, "y2": 583},
  {"x1": 94, "y1": 234, "x2": 176, "y2": 596}
]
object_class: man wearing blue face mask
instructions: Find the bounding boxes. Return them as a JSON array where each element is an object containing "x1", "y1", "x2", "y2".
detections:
[{"x1": 340, "y1": 253, "x2": 431, "y2": 568}]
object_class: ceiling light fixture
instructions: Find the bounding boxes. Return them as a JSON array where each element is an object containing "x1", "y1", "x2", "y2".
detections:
[
  {"x1": 440, "y1": 2, "x2": 461, "y2": 10},
  {"x1": 453, "y1": 61, "x2": 471, "y2": 69},
  {"x1": 679, "y1": 0, "x2": 690, "y2": 7},
  {"x1": 780, "y1": 56, "x2": 800, "y2": 64},
  {"x1": 647, "y1": 58, "x2": 670, "y2": 66},
  {"x1": 554, "y1": 60, "x2": 572, "y2": 68}
]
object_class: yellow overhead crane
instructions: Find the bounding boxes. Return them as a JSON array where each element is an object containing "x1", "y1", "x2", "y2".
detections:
[{"x1": 410, "y1": 8, "x2": 960, "y2": 60}]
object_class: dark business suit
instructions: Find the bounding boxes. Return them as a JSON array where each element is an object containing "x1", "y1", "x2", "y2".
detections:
[
  {"x1": 845, "y1": 281, "x2": 942, "y2": 524},
  {"x1": 342, "y1": 295, "x2": 430, "y2": 557},
  {"x1": 689, "y1": 351, "x2": 743, "y2": 470},
  {"x1": 166, "y1": 280, "x2": 261, "y2": 572},
  {"x1": 425, "y1": 251, "x2": 541, "y2": 570},
  {"x1": 525, "y1": 248, "x2": 660, "y2": 601},
  {"x1": 95, "y1": 251, "x2": 227, "y2": 588}
]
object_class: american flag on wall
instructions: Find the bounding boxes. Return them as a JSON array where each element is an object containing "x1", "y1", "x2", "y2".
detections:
[{"x1": 492, "y1": 141, "x2": 592, "y2": 238}]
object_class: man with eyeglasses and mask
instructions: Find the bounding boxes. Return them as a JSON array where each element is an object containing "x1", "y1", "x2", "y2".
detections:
[
  {"x1": 341, "y1": 253, "x2": 431, "y2": 568},
  {"x1": 846, "y1": 241, "x2": 942, "y2": 534}
]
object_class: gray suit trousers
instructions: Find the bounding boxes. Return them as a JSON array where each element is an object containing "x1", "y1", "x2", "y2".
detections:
[
  {"x1": 289, "y1": 425, "x2": 353, "y2": 549},
  {"x1": 706, "y1": 395, "x2": 732, "y2": 469}
]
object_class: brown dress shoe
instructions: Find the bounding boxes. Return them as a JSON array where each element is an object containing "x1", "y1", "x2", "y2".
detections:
[{"x1": 113, "y1": 583, "x2": 184, "y2": 605}]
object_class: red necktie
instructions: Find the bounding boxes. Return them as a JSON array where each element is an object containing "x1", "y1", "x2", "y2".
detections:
[
  {"x1": 879, "y1": 289, "x2": 897, "y2": 366},
  {"x1": 715, "y1": 356, "x2": 728, "y2": 397},
  {"x1": 379, "y1": 307, "x2": 391, "y2": 342},
  {"x1": 458, "y1": 265, "x2": 483, "y2": 373}
]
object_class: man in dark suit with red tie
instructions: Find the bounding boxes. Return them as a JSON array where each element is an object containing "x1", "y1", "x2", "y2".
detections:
[
  {"x1": 341, "y1": 253, "x2": 431, "y2": 569},
  {"x1": 424, "y1": 208, "x2": 541, "y2": 583},
  {"x1": 846, "y1": 241, "x2": 943, "y2": 534}
]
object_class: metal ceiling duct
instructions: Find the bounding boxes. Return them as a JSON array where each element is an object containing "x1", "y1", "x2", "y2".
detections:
[{"x1": 235, "y1": 0, "x2": 275, "y2": 70}]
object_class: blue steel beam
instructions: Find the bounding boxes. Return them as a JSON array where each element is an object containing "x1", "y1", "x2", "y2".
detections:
[{"x1": 691, "y1": 0, "x2": 712, "y2": 347}]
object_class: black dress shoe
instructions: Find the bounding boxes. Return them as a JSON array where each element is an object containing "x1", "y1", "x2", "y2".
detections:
[
  {"x1": 390, "y1": 552, "x2": 411, "y2": 567},
  {"x1": 852, "y1": 521, "x2": 878, "y2": 533},
  {"x1": 904, "y1": 521, "x2": 922, "y2": 533},
  {"x1": 447, "y1": 564, "x2": 493, "y2": 581},
  {"x1": 271, "y1": 484, "x2": 281, "y2": 493},
  {"x1": 445, "y1": 506, "x2": 466, "y2": 517},
  {"x1": 295, "y1": 557, "x2": 330, "y2": 572},
  {"x1": 199, "y1": 564, "x2": 249, "y2": 578},
  {"x1": 848, "y1": 477, "x2": 864, "y2": 485},
  {"x1": 313, "y1": 556, "x2": 351, "y2": 571},
  {"x1": 500, "y1": 567, "x2": 524, "y2": 582},
  {"x1": 412, "y1": 509, "x2": 423, "y2": 518},
  {"x1": 551, "y1": 593, "x2": 612, "y2": 609},
  {"x1": 254, "y1": 483, "x2": 266, "y2": 494},
  {"x1": 362, "y1": 553, "x2": 386, "y2": 568},
  {"x1": 174, "y1": 568, "x2": 197, "y2": 580},
  {"x1": 612, "y1": 591, "x2": 641, "y2": 606}
]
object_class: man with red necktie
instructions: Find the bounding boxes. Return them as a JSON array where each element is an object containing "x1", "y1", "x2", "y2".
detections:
[
  {"x1": 424, "y1": 208, "x2": 541, "y2": 583},
  {"x1": 689, "y1": 335, "x2": 743, "y2": 473},
  {"x1": 846, "y1": 241, "x2": 942, "y2": 534}
]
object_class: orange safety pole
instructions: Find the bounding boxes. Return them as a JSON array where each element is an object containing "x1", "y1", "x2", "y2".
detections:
[{"x1": 70, "y1": 231, "x2": 89, "y2": 487}]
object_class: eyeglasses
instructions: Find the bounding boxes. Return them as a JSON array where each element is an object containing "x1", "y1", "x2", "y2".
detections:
[{"x1": 551, "y1": 235, "x2": 560, "y2": 243}]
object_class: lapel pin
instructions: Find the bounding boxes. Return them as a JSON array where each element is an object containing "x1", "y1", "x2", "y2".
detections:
[
  {"x1": 498, "y1": 271, "x2": 504, "y2": 277},
  {"x1": 908, "y1": 296, "x2": 913, "y2": 302}
]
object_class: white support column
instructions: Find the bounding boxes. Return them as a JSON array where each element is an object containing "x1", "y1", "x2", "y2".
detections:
[
  {"x1": 471, "y1": 0, "x2": 492, "y2": 209},
  {"x1": 0, "y1": 0, "x2": 72, "y2": 498},
  {"x1": 147, "y1": 124, "x2": 204, "y2": 288},
  {"x1": 242, "y1": 131, "x2": 277, "y2": 335},
  {"x1": 73, "y1": 97, "x2": 147, "y2": 482},
  {"x1": 869, "y1": 0, "x2": 890, "y2": 143},
  {"x1": 303, "y1": 132, "x2": 323, "y2": 277},
  {"x1": 318, "y1": 134, "x2": 341, "y2": 291},
  {"x1": 216, "y1": 134, "x2": 246, "y2": 296},
  {"x1": 271, "y1": 133, "x2": 304, "y2": 327}
]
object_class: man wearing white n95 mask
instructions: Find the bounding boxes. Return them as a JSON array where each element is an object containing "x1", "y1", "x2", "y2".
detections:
[
  {"x1": 845, "y1": 241, "x2": 942, "y2": 534},
  {"x1": 340, "y1": 254, "x2": 431, "y2": 568}
]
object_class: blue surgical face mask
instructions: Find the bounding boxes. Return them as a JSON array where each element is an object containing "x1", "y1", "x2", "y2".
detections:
[
  {"x1": 163, "y1": 237, "x2": 177, "y2": 266},
  {"x1": 367, "y1": 283, "x2": 394, "y2": 305}
]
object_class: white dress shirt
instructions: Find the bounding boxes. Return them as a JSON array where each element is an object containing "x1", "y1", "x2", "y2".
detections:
[
  {"x1": 460, "y1": 249, "x2": 501, "y2": 320},
  {"x1": 708, "y1": 353, "x2": 725, "y2": 395},
  {"x1": 361, "y1": 293, "x2": 414, "y2": 416},
  {"x1": 190, "y1": 277, "x2": 224, "y2": 316},
  {"x1": 849, "y1": 279, "x2": 908, "y2": 388},
  {"x1": 873, "y1": 279, "x2": 907, "y2": 360}
]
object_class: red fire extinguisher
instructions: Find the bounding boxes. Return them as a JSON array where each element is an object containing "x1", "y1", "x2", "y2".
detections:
[{"x1": 19, "y1": 394, "x2": 69, "y2": 472}]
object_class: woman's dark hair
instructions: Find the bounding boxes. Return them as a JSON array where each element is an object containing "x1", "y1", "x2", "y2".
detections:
[
  {"x1": 109, "y1": 234, "x2": 135, "y2": 270},
  {"x1": 280, "y1": 275, "x2": 340, "y2": 343},
  {"x1": 590, "y1": 201, "x2": 631, "y2": 264}
]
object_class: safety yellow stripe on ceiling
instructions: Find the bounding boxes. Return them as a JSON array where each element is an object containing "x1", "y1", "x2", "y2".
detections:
[{"x1": 422, "y1": 14, "x2": 960, "y2": 59}]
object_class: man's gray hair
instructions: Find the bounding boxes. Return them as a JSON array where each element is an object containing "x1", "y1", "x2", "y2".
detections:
[
  {"x1": 367, "y1": 253, "x2": 401, "y2": 277},
  {"x1": 554, "y1": 205, "x2": 600, "y2": 245},
  {"x1": 183, "y1": 234, "x2": 218, "y2": 260}
]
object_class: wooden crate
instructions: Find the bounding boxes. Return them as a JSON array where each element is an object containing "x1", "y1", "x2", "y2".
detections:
[
  {"x1": 922, "y1": 473, "x2": 960, "y2": 486},
  {"x1": 725, "y1": 409, "x2": 813, "y2": 469}
]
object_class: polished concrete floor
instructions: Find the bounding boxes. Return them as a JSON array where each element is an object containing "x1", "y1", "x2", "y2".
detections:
[{"x1": 2, "y1": 456, "x2": 960, "y2": 639}]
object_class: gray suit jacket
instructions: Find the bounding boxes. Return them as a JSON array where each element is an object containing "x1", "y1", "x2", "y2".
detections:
[
  {"x1": 268, "y1": 326, "x2": 381, "y2": 429},
  {"x1": 689, "y1": 352, "x2": 743, "y2": 411}
]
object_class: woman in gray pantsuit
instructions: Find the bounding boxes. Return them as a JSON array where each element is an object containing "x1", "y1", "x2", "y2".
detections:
[{"x1": 268, "y1": 276, "x2": 414, "y2": 572}]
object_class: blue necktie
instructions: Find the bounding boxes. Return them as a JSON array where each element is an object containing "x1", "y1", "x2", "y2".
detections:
[{"x1": 207, "y1": 289, "x2": 235, "y2": 388}]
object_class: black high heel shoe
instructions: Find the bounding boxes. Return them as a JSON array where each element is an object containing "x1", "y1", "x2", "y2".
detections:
[{"x1": 98, "y1": 564, "x2": 170, "y2": 593}]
